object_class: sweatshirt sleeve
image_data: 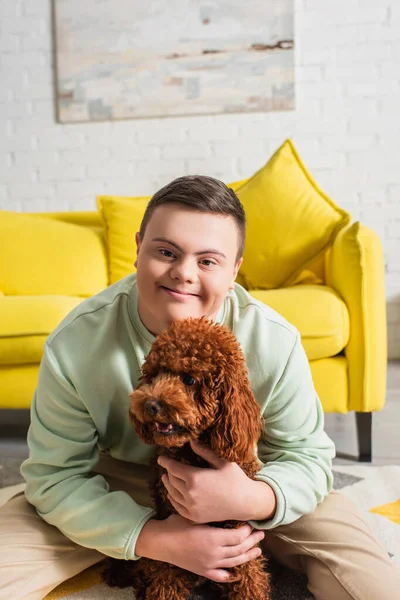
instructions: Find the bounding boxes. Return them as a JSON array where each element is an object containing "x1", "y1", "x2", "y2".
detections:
[
  {"x1": 21, "y1": 344, "x2": 155, "y2": 560},
  {"x1": 249, "y1": 333, "x2": 336, "y2": 530}
]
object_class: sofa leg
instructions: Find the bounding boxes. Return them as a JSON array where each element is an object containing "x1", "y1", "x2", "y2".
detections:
[{"x1": 356, "y1": 412, "x2": 372, "y2": 462}]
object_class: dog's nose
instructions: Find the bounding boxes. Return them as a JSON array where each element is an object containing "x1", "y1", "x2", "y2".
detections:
[{"x1": 145, "y1": 399, "x2": 163, "y2": 416}]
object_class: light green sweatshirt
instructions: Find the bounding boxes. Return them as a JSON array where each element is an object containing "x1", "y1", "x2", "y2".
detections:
[{"x1": 21, "y1": 273, "x2": 335, "y2": 560}]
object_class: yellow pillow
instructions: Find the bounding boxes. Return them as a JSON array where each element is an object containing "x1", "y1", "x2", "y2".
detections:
[
  {"x1": 228, "y1": 178, "x2": 249, "y2": 192},
  {"x1": 97, "y1": 195, "x2": 150, "y2": 284},
  {"x1": 0, "y1": 210, "x2": 108, "y2": 296},
  {"x1": 235, "y1": 139, "x2": 351, "y2": 289}
]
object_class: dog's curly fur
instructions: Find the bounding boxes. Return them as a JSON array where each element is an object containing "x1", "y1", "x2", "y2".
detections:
[{"x1": 103, "y1": 317, "x2": 271, "y2": 600}]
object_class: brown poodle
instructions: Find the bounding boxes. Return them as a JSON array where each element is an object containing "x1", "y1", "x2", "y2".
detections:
[{"x1": 103, "y1": 317, "x2": 271, "y2": 600}]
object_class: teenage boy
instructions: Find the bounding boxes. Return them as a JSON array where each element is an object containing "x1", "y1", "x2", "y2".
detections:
[{"x1": 0, "y1": 176, "x2": 398, "y2": 600}]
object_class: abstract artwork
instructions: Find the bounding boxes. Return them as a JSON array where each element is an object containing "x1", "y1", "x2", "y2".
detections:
[{"x1": 53, "y1": 0, "x2": 294, "y2": 123}]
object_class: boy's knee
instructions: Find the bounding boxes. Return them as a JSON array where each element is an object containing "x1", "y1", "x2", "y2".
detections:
[{"x1": 306, "y1": 556, "x2": 354, "y2": 600}]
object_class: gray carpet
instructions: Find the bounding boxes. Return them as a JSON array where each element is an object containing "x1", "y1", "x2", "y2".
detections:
[{"x1": 0, "y1": 456, "x2": 26, "y2": 488}]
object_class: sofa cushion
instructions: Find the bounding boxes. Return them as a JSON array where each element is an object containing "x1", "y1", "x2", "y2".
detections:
[
  {"x1": 0, "y1": 363, "x2": 39, "y2": 410},
  {"x1": 0, "y1": 295, "x2": 84, "y2": 364},
  {"x1": 249, "y1": 285, "x2": 349, "y2": 360},
  {"x1": 0, "y1": 364, "x2": 40, "y2": 409},
  {"x1": 310, "y1": 356, "x2": 348, "y2": 413},
  {"x1": 0, "y1": 210, "x2": 108, "y2": 296},
  {"x1": 235, "y1": 139, "x2": 351, "y2": 290}
]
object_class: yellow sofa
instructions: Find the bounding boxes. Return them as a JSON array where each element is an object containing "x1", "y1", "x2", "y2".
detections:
[
  {"x1": 0, "y1": 140, "x2": 388, "y2": 461},
  {"x1": 0, "y1": 208, "x2": 387, "y2": 461}
]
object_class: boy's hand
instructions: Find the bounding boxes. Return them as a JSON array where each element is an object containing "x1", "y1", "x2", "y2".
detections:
[
  {"x1": 136, "y1": 513, "x2": 265, "y2": 583},
  {"x1": 157, "y1": 439, "x2": 276, "y2": 523}
]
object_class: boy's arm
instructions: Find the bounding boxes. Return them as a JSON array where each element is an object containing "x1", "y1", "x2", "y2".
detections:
[
  {"x1": 135, "y1": 513, "x2": 265, "y2": 583},
  {"x1": 250, "y1": 333, "x2": 335, "y2": 530},
  {"x1": 21, "y1": 344, "x2": 155, "y2": 560}
]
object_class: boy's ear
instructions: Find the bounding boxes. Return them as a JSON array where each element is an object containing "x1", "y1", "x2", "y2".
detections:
[
  {"x1": 229, "y1": 257, "x2": 243, "y2": 290},
  {"x1": 134, "y1": 232, "x2": 141, "y2": 268}
]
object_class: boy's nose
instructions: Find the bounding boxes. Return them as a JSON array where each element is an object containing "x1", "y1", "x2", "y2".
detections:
[
  {"x1": 145, "y1": 399, "x2": 163, "y2": 416},
  {"x1": 170, "y1": 260, "x2": 198, "y2": 283}
]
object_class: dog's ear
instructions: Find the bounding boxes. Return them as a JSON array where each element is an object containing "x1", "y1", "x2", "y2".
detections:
[{"x1": 207, "y1": 375, "x2": 262, "y2": 464}]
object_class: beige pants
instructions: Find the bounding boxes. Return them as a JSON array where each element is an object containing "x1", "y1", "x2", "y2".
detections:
[{"x1": 0, "y1": 454, "x2": 399, "y2": 600}]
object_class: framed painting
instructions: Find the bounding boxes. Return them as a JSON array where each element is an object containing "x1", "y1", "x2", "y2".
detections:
[{"x1": 53, "y1": 0, "x2": 294, "y2": 122}]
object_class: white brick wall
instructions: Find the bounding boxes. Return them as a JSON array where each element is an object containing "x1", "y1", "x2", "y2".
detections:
[{"x1": 1, "y1": 0, "x2": 400, "y2": 357}]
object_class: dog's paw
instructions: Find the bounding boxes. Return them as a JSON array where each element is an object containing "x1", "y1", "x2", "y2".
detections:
[
  {"x1": 187, "y1": 580, "x2": 226, "y2": 600},
  {"x1": 101, "y1": 558, "x2": 134, "y2": 588}
]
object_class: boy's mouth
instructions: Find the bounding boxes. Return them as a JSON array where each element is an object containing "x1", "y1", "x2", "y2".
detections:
[{"x1": 160, "y1": 286, "x2": 198, "y2": 298}]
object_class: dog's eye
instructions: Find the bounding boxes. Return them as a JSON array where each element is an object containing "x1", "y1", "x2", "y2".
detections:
[
  {"x1": 141, "y1": 368, "x2": 157, "y2": 383},
  {"x1": 181, "y1": 374, "x2": 196, "y2": 386}
]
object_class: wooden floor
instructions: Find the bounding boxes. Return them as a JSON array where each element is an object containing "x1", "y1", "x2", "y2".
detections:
[{"x1": 1, "y1": 361, "x2": 399, "y2": 466}]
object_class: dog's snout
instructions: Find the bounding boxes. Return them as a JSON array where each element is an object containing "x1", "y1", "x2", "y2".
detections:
[{"x1": 145, "y1": 399, "x2": 163, "y2": 416}]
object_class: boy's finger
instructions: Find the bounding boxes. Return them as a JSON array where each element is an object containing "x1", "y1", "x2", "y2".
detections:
[
  {"x1": 162, "y1": 472, "x2": 187, "y2": 495},
  {"x1": 167, "y1": 494, "x2": 191, "y2": 520},
  {"x1": 222, "y1": 524, "x2": 253, "y2": 546},
  {"x1": 158, "y1": 456, "x2": 195, "y2": 481},
  {"x1": 161, "y1": 473, "x2": 186, "y2": 500}
]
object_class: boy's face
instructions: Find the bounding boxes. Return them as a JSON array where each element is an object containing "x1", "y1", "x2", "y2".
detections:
[{"x1": 135, "y1": 203, "x2": 242, "y2": 336}]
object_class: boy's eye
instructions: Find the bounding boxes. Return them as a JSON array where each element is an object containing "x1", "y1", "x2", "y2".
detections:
[
  {"x1": 159, "y1": 249, "x2": 175, "y2": 258},
  {"x1": 181, "y1": 374, "x2": 196, "y2": 386},
  {"x1": 200, "y1": 259, "x2": 216, "y2": 267}
]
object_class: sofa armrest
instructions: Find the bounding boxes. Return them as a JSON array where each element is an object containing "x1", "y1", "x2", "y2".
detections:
[{"x1": 325, "y1": 222, "x2": 387, "y2": 412}]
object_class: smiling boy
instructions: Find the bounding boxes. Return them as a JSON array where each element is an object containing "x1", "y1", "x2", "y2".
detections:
[
  {"x1": 135, "y1": 199, "x2": 241, "y2": 334},
  {"x1": 0, "y1": 175, "x2": 399, "y2": 599}
]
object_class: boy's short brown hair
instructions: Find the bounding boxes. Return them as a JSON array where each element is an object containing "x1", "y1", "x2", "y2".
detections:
[{"x1": 139, "y1": 175, "x2": 246, "y2": 262}]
